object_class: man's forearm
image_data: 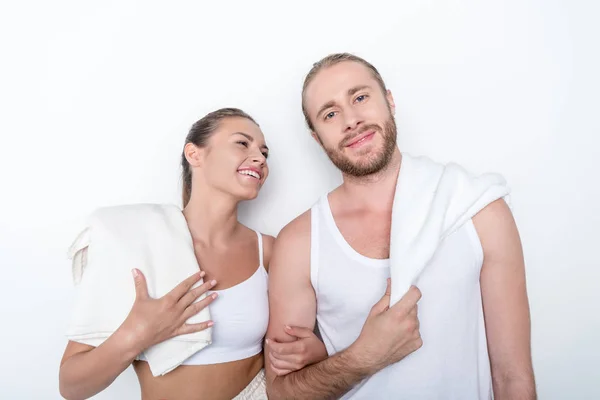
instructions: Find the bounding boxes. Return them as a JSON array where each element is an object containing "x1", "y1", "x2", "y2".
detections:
[{"x1": 268, "y1": 348, "x2": 370, "y2": 400}]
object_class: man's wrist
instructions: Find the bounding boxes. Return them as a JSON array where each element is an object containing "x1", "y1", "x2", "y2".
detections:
[{"x1": 342, "y1": 343, "x2": 378, "y2": 378}]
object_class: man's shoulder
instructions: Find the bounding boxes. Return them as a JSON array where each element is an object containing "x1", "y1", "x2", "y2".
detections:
[
  {"x1": 472, "y1": 198, "x2": 518, "y2": 260},
  {"x1": 277, "y1": 209, "x2": 312, "y2": 246},
  {"x1": 275, "y1": 191, "x2": 334, "y2": 249},
  {"x1": 268, "y1": 208, "x2": 314, "y2": 281}
]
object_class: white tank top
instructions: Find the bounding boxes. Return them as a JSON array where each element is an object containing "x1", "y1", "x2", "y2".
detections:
[
  {"x1": 138, "y1": 230, "x2": 269, "y2": 365},
  {"x1": 310, "y1": 196, "x2": 492, "y2": 399},
  {"x1": 184, "y1": 230, "x2": 269, "y2": 365}
]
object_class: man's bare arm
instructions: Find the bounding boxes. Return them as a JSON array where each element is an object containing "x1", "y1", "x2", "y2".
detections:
[
  {"x1": 265, "y1": 211, "x2": 423, "y2": 399},
  {"x1": 475, "y1": 199, "x2": 536, "y2": 400},
  {"x1": 267, "y1": 345, "x2": 371, "y2": 400},
  {"x1": 265, "y1": 211, "x2": 359, "y2": 399}
]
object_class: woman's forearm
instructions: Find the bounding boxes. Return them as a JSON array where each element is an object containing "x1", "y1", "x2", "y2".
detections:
[{"x1": 59, "y1": 328, "x2": 142, "y2": 400}]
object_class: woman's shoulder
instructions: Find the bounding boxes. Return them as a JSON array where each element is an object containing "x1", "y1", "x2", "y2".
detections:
[{"x1": 238, "y1": 224, "x2": 276, "y2": 271}]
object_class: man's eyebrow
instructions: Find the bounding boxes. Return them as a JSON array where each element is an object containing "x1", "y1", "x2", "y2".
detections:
[
  {"x1": 316, "y1": 100, "x2": 337, "y2": 119},
  {"x1": 315, "y1": 85, "x2": 373, "y2": 118},
  {"x1": 348, "y1": 85, "x2": 371, "y2": 96}
]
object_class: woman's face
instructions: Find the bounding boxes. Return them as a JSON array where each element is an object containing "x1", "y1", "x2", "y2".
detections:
[{"x1": 196, "y1": 117, "x2": 269, "y2": 201}]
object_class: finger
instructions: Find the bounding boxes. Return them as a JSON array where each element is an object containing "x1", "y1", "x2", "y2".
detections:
[
  {"x1": 268, "y1": 350, "x2": 301, "y2": 371},
  {"x1": 410, "y1": 305, "x2": 418, "y2": 317},
  {"x1": 175, "y1": 320, "x2": 214, "y2": 336},
  {"x1": 178, "y1": 278, "x2": 217, "y2": 309},
  {"x1": 132, "y1": 269, "x2": 149, "y2": 300},
  {"x1": 181, "y1": 292, "x2": 218, "y2": 321},
  {"x1": 266, "y1": 357, "x2": 292, "y2": 376},
  {"x1": 390, "y1": 285, "x2": 421, "y2": 315},
  {"x1": 408, "y1": 285, "x2": 422, "y2": 302},
  {"x1": 284, "y1": 325, "x2": 314, "y2": 339},
  {"x1": 271, "y1": 341, "x2": 302, "y2": 357},
  {"x1": 265, "y1": 338, "x2": 284, "y2": 355},
  {"x1": 265, "y1": 338, "x2": 296, "y2": 356},
  {"x1": 370, "y1": 278, "x2": 392, "y2": 315},
  {"x1": 167, "y1": 271, "x2": 204, "y2": 301},
  {"x1": 273, "y1": 351, "x2": 304, "y2": 366},
  {"x1": 272, "y1": 367, "x2": 292, "y2": 377}
]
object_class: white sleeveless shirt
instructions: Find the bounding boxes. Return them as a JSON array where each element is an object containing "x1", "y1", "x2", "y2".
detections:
[{"x1": 310, "y1": 196, "x2": 492, "y2": 399}]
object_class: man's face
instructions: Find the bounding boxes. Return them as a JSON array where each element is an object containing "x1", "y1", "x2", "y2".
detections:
[{"x1": 304, "y1": 61, "x2": 397, "y2": 177}]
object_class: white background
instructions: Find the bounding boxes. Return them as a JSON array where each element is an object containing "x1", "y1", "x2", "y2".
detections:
[{"x1": 1, "y1": 0, "x2": 598, "y2": 398}]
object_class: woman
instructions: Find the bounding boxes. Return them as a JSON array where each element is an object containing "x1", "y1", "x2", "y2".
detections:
[{"x1": 59, "y1": 108, "x2": 327, "y2": 399}]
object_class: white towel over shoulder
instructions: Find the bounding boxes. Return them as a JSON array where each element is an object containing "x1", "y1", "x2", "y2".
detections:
[
  {"x1": 66, "y1": 203, "x2": 212, "y2": 376},
  {"x1": 389, "y1": 153, "x2": 510, "y2": 305}
]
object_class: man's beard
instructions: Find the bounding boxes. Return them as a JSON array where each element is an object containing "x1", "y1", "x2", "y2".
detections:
[{"x1": 319, "y1": 115, "x2": 397, "y2": 177}]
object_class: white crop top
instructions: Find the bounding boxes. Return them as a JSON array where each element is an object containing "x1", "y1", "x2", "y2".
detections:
[{"x1": 139, "y1": 230, "x2": 269, "y2": 365}]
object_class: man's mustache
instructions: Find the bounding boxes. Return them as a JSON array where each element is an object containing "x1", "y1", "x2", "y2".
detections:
[{"x1": 339, "y1": 124, "x2": 382, "y2": 149}]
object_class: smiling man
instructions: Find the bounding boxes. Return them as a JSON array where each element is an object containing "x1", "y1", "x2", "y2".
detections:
[{"x1": 264, "y1": 53, "x2": 536, "y2": 399}]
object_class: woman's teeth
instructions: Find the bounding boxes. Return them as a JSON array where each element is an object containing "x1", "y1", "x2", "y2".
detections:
[{"x1": 239, "y1": 170, "x2": 260, "y2": 179}]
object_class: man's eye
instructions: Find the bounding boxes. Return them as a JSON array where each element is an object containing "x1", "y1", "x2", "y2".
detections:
[{"x1": 325, "y1": 111, "x2": 336, "y2": 120}]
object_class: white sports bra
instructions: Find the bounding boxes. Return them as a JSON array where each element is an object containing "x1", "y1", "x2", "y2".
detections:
[{"x1": 140, "y1": 230, "x2": 269, "y2": 365}]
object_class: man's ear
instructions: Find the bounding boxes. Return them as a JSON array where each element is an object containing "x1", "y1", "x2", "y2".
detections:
[
  {"x1": 386, "y1": 89, "x2": 396, "y2": 116},
  {"x1": 311, "y1": 131, "x2": 324, "y2": 147},
  {"x1": 184, "y1": 143, "x2": 204, "y2": 168}
]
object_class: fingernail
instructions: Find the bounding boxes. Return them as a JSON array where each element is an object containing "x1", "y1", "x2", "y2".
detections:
[
  {"x1": 200, "y1": 271, "x2": 206, "y2": 277},
  {"x1": 285, "y1": 325, "x2": 291, "y2": 330},
  {"x1": 211, "y1": 293, "x2": 218, "y2": 299},
  {"x1": 265, "y1": 339, "x2": 270, "y2": 345},
  {"x1": 210, "y1": 280, "x2": 217, "y2": 286},
  {"x1": 132, "y1": 269, "x2": 139, "y2": 277},
  {"x1": 207, "y1": 321, "x2": 214, "y2": 327}
]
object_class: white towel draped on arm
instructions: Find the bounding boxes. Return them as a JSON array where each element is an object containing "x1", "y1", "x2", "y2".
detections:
[
  {"x1": 389, "y1": 153, "x2": 511, "y2": 305},
  {"x1": 66, "y1": 203, "x2": 212, "y2": 376}
]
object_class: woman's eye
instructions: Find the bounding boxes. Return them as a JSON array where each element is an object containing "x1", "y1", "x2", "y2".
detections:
[{"x1": 237, "y1": 141, "x2": 249, "y2": 147}]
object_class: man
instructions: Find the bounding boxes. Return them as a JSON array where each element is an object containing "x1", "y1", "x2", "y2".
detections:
[{"x1": 265, "y1": 53, "x2": 536, "y2": 399}]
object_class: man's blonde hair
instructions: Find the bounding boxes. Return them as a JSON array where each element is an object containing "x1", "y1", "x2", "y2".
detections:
[{"x1": 301, "y1": 53, "x2": 387, "y2": 131}]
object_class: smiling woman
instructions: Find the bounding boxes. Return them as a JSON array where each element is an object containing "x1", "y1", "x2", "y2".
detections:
[
  {"x1": 233, "y1": 132, "x2": 269, "y2": 181},
  {"x1": 58, "y1": 107, "x2": 328, "y2": 400},
  {"x1": 181, "y1": 108, "x2": 269, "y2": 208}
]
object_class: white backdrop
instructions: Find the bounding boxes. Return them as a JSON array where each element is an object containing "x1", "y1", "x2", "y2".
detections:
[{"x1": 1, "y1": 0, "x2": 598, "y2": 398}]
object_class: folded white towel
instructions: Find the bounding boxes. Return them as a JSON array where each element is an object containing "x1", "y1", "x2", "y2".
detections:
[
  {"x1": 389, "y1": 153, "x2": 510, "y2": 305},
  {"x1": 66, "y1": 203, "x2": 212, "y2": 376}
]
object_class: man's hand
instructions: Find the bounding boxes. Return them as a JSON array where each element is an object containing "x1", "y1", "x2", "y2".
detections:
[{"x1": 347, "y1": 279, "x2": 423, "y2": 375}]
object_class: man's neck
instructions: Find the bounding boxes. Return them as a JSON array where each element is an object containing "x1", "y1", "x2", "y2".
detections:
[{"x1": 336, "y1": 149, "x2": 402, "y2": 212}]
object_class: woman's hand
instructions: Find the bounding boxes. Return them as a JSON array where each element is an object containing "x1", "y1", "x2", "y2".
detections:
[
  {"x1": 121, "y1": 268, "x2": 217, "y2": 353},
  {"x1": 266, "y1": 325, "x2": 328, "y2": 376}
]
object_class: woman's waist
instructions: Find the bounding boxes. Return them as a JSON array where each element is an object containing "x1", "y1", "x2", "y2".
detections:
[{"x1": 134, "y1": 353, "x2": 263, "y2": 400}]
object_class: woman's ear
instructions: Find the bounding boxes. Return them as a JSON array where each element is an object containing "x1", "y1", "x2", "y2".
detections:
[{"x1": 184, "y1": 143, "x2": 204, "y2": 168}]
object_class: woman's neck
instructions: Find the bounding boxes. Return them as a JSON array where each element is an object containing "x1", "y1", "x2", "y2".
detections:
[{"x1": 183, "y1": 187, "x2": 240, "y2": 247}]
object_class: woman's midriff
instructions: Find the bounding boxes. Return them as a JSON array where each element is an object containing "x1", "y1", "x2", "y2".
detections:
[{"x1": 133, "y1": 352, "x2": 263, "y2": 400}]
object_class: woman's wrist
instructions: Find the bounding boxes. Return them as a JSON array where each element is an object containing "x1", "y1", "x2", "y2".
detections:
[{"x1": 112, "y1": 323, "x2": 148, "y2": 360}]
